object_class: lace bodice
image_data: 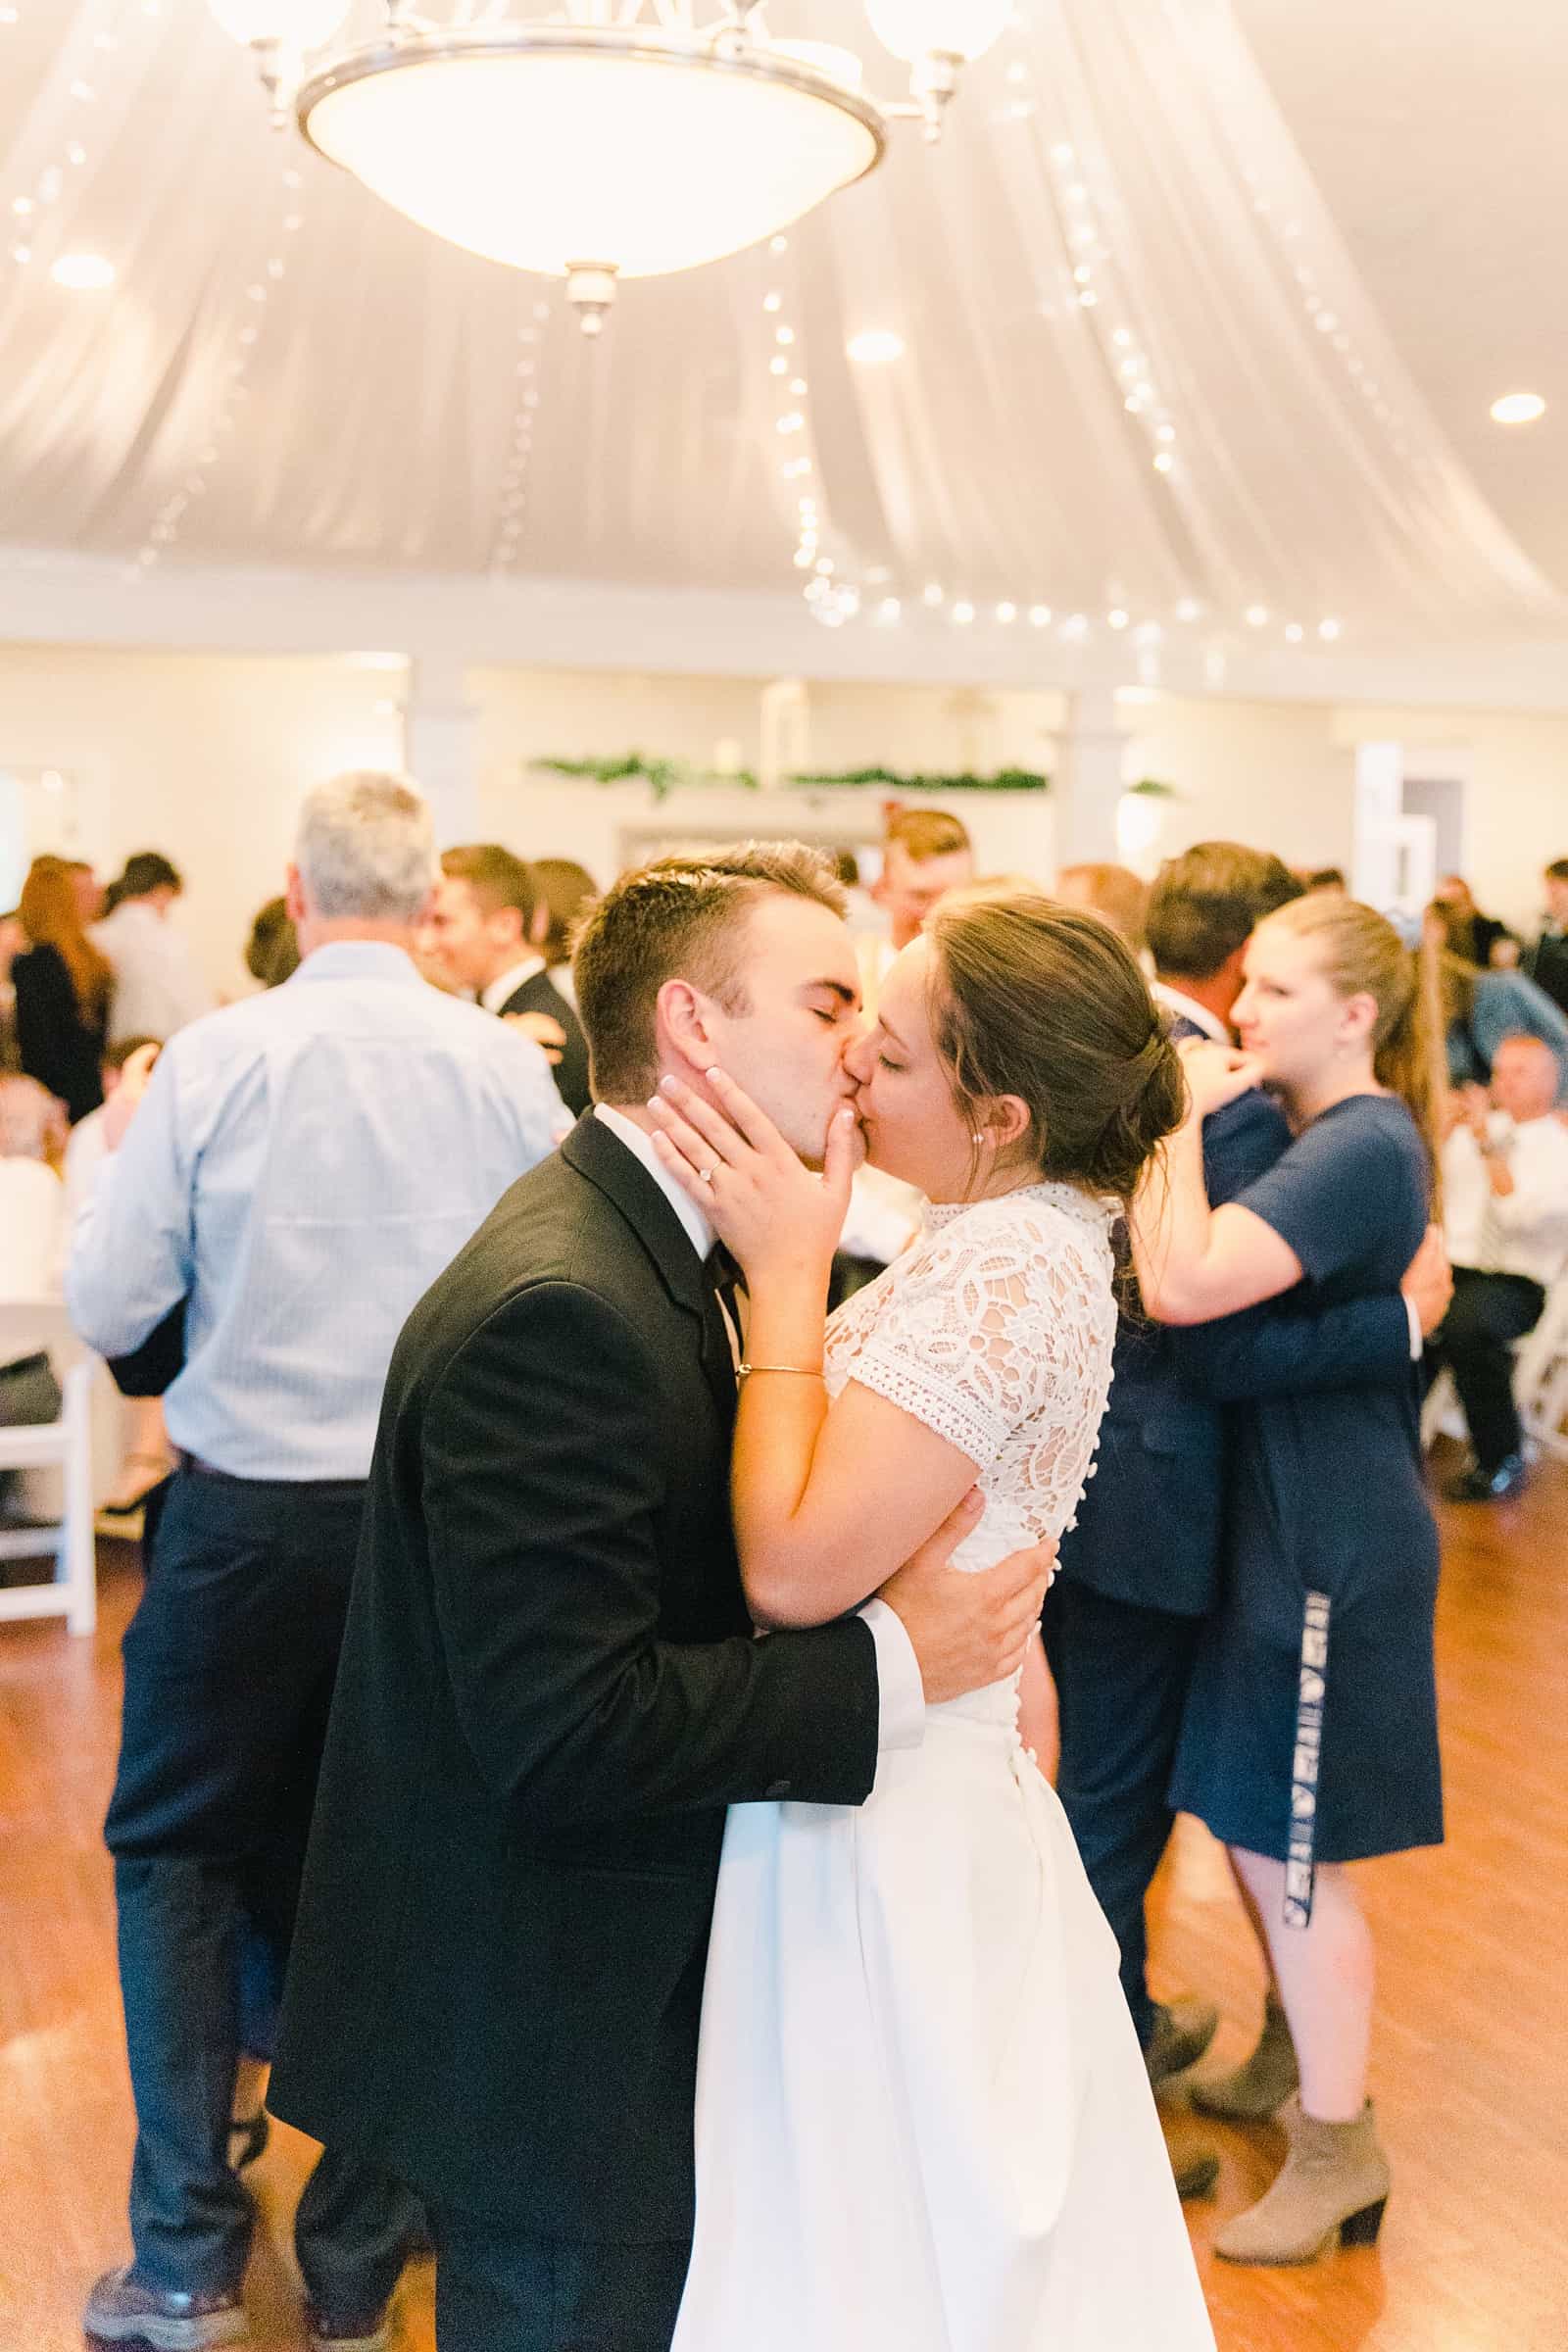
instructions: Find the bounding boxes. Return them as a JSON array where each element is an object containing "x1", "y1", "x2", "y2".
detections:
[{"x1": 826, "y1": 1182, "x2": 1119, "y2": 1724}]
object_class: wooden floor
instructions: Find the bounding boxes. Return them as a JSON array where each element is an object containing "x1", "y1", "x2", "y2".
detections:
[{"x1": 2, "y1": 1448, "x2": 1565, "y2": 2351}]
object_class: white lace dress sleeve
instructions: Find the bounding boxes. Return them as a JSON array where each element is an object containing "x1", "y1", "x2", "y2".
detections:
[{"x1": 824, "y1": 1182, "x2": 1120, "y2": 1552}]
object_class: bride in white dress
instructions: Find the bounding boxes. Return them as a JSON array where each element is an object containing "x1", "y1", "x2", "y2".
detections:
[{"x1": 649, "y1": 885, "x2": 1217, "y2": 2352}]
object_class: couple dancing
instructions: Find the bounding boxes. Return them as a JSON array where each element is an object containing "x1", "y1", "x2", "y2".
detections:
[{"x1": 270, "y1": 845, "x2": 1215, "y2": 2351}]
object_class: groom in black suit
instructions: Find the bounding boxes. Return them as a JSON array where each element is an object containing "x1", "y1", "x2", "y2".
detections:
[{"x1": 270, "y1": 843, "x2": 1053, "y2": 2352}]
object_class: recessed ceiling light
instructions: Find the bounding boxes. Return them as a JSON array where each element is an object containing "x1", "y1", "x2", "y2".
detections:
[
  {"x1": 847, "y1": 328, "x2": 905, "y2": 365},
  {"x1": 1490, "y1": 392, "x2": 1546, "y2": 425},
  {"x1": 51, "y1": 252, "x2": 115, "y2": 290}
]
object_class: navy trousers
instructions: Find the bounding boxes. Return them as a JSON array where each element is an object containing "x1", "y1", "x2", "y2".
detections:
[
  {"x1": 105, "y1": 1468, "x2": 419, "y2": 2307},
  {"x1": 1043, "y1": 1581, "x2": 1207, "y2": 2047},
  {"x1": 431, "y1": 2207, "x2": 691, "y2": 2352}
]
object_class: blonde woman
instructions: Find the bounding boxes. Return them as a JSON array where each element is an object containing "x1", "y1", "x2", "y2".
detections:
[{"x1": 1130, "y1": 895, "x2": 1446, "y2": 2265}]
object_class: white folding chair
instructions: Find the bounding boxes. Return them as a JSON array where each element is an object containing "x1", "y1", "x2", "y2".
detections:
[
  {"x1": 1516, "y1": 1275, "x2": 1568, "y2": 1465},
  {"x1": 0, "y1": 1300, "x2": 97, "y2": 1637}
]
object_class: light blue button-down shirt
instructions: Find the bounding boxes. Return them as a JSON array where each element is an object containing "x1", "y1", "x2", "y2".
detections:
[{"x1": 66, "y1": 942, "x2": 568, "y2": 1480}]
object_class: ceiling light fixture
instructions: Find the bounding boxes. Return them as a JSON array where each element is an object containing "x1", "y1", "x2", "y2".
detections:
[
  {"x1": 1489, "y1": 392, "x2": 1546, "y2": 425},
  {"x1": 208, "y1": 2, "x2": 1007, "y2": 334}
]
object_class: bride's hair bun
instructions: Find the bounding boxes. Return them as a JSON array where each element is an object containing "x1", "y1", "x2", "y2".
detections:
[{"x1": 927, "y1": 886, "x2": 1186, "y2": 1205}]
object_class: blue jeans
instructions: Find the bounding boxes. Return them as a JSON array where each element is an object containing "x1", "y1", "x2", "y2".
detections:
[{"x1": 106, "y1": 1469, "x2": 419, "y2": 2305}]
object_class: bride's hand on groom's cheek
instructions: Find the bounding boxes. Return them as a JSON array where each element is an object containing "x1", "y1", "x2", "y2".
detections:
[{"x1": 647, "y1": 1069, "x2": 860, "y2": 1277}]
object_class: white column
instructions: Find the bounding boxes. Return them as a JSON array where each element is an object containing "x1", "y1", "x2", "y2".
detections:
[
  {"x1": 1054, "y1": 687, "x2": 1130, "y2": 867},
  {"x1": 401, "y1": 655, "x2": 480, "y2": 846}
]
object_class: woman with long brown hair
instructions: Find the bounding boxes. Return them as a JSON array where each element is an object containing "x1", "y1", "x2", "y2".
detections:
[
  {"x1": 13, "y1": 855, "x2": 113, "y2": 1123},
  {"x1": 646, "y1": 886, "x2": 1214, "y2": 2351},
  {"x1": 1131, "y1": 894, "x2": 1446, "y2": 2266}
]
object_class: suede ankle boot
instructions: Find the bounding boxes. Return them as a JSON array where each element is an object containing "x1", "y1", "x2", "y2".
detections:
[
  {"x1": 1213, "y1": 2095, "x2": 1391, "y2": 2266},
  {"x1": 1190, "y1": 1992, "x2": 1299, "y2": 2122}
]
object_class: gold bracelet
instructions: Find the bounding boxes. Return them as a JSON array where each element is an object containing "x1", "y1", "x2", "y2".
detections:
[{"x1": 737, "y1": 1363, "x2": 823, "y2": 1382}]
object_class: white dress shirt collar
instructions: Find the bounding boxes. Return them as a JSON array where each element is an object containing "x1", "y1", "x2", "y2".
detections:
[
  {"x1": 1152, "y1": 980, "x2": 1231, "y2": 1047},
  {"x1": 480, "y1": 955, "x2": 547, "y2": 1015},
  {"x1": 594, "y1": 1102, "x2": 714, "y2": 1262}
]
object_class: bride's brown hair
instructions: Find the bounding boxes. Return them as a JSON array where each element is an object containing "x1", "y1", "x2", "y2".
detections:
[{"x1": 925, "y1": 885, "x2": 1186, "y2": 1206}]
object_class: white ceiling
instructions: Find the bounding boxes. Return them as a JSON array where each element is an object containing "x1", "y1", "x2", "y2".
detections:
[{"x1": 1, "y1": 0, "x2": 1566, "y2": 671}]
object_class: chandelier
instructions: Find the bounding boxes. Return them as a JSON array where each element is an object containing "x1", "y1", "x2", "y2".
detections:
[{"x1": 205, "y1": 2, "x2": 1011, "y2": 330}]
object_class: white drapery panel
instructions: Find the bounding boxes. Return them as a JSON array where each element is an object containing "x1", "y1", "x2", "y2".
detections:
[{"x1": 0, "y1": 0, "x2": 1561, "y2": 657}]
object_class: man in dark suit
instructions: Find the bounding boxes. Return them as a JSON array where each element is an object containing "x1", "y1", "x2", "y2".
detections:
[
  {"x1": 425, "y1": 843, "x2": 594, "y2": 1114},
  {"x1": 270, "y1": 844, "x2": 1054, "y2": 2352},
  {"x1": 1045, "y1": 842, "x2": 1451, "y2": 2189},
  {"x1": 1526, "y1": 857, "x2": 1568, "y2": 1016}
]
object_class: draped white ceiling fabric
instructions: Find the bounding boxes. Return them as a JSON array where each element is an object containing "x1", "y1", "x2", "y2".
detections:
[{"x1": 0, "y1": 0, "x2": 1564, "y2": 661}]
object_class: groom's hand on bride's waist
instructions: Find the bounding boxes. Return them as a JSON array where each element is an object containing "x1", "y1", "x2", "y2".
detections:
[{"x1": 876, "y1": 1492, "x2": 1056, "y2": 1708}]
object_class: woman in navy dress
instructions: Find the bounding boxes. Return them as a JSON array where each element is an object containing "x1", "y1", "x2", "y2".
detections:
[{"x1": 1131, "y1": 894, "x2": 1445, "y2": 2268}]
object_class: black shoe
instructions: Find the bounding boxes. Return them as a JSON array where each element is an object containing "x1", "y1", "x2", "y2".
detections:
[
  {"x1": 1174, "y1": 2150, "x2": 1221, "y2": 2201},
  {"x1": 303, "y1": 2303, "x2": 392, "y2": 2351},
  {"x1": 1444, "y1": 1451, "x2": 1528, "y2": 1502},
  {"x1": 1144, "y1": 1996, "x2": 1221, "y2": 2088},
  {"x1": 83, "y1": 2265, "x2": 248, "y2": 2350}
]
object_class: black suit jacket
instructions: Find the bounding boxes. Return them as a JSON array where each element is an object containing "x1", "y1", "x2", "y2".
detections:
[
  {"x1": 1528, "y1": 928, "x2": 1568, "y2": 1019},
  {"x1": 499, "y1": 967, "x2": 592, "y2": 1117},
  {"x1": 1055, "y1": 1013, "x2": 1413, "y2": 1619},
  {"x1": 270, "y1": 1114, "x2": 880, "y2": 2242}
]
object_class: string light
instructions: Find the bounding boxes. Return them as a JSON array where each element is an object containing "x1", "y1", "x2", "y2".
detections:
[
  {"x1": 130, "y1": 155, "x2": 310, "y2": 575},
  {"x1": 490, "y1": 298, "x2": 551, "y2": 579}
]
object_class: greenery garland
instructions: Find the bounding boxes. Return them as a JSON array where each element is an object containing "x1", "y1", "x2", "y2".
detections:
[
  {"x1": 530, "y1": 756, "x2": 1055, "y2": 802},
  {"x1": 788, "y1": 766, "x2": 1050, "y2": 794}
]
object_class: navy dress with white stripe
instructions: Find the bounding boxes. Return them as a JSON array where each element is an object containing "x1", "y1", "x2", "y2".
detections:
[{"x1": 1169, "y1": 1093, "x2": 1444, "y2": 1883}]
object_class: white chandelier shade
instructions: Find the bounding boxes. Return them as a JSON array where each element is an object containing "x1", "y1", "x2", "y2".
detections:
[
  {"x1": 298, "y1": 29, "x2": 886, "y2": 285},
  {"x1": 862, "y1": 0, "x2": 1013, "y2": 67}
]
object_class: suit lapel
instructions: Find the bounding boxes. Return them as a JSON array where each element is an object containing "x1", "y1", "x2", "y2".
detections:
[{"x1": 561, "y1": 1115, "x2": 736, "y2": 1427}]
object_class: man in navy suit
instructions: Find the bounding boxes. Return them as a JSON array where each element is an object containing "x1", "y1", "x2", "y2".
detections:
[{"x1": 1046, "y1": 843, "x2": 1451, "y2": 2193}]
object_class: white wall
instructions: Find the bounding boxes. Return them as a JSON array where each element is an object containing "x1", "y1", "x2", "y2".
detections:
[
  {"x1": 7, "y1": 648, "x2": 1567, "y2": 998},
  {"x1": 0, "y1": 648, "x2": 401, "y2": 993},
  {"x1": 472, "y1": 666, "x2": 1064, "y2": 884},
  {"x1": 1333, "y1": 706, "x2": 1568, "y2": 932}
]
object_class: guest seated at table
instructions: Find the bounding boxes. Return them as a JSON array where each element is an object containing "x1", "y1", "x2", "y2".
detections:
[{"x1": 1428, "y1": 1035, "x2": 1568, "y2": 1500}]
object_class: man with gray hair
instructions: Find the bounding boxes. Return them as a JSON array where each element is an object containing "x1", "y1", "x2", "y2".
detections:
[{"x1": 69, "y1": 773, "x2": 566, "y2": 2352}]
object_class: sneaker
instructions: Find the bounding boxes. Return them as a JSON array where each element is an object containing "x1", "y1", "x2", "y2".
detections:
[
  {"x1": 1444, "y1": 1451, "x2": 1528, "y2": 1502},
  {"x1": 83, "y1": 2266, "x2": 248, "y2": 2351}
]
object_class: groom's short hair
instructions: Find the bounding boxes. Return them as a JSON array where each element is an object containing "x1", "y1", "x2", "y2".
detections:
[
  {"x1": 575, "y1": 842, "x2": 846, "y2": 1103},
  {"x1": 1145, "y1": 841, "x2": 1302, "y2": 981}
]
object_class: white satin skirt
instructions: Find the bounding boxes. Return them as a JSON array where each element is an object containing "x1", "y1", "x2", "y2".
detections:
[{"x1": 671, "y1": 1712, "x2": 1215, "y2": 2351}]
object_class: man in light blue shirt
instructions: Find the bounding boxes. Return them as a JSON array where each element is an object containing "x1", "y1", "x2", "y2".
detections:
[{"x1": 71, "y1": 772, "x2": 566, "y2": 2352}]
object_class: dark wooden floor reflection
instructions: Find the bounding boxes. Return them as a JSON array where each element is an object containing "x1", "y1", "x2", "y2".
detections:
[{"x1": 3, "y1": 1446, "x2": 1564, "y2": 2350}]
